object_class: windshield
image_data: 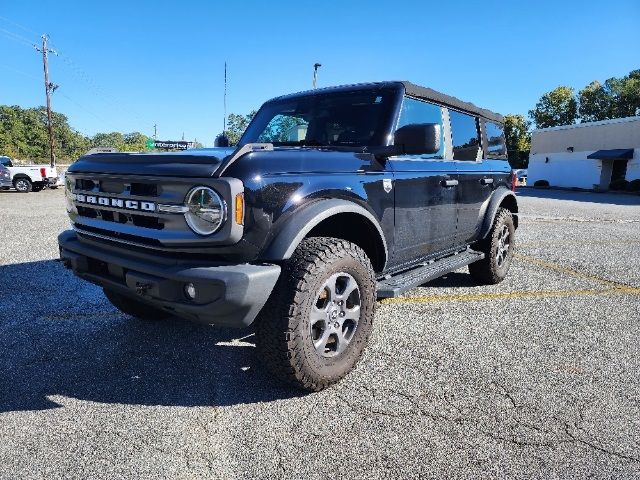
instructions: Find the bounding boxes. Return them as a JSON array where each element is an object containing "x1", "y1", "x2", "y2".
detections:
[
  {"x1": 240, "y1": 87, "x2": 401, "y2": 148},
  {"x1": 0, "y1": 157, "x2": 11, "y2": 167}
]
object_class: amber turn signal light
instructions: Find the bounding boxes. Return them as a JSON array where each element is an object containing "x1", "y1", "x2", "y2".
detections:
[{"x1": 235, "y1": 193, "x2": 244, "y2": 225}]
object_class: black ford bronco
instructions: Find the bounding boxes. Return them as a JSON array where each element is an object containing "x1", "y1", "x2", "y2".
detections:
[{"x1": 59, "y1": 81, "x2": 517, "y2": 391}]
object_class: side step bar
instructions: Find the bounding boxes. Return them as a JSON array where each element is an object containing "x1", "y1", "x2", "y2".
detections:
[{"x1": 376, "y1": 249, "x2": 484, "y2": 298}]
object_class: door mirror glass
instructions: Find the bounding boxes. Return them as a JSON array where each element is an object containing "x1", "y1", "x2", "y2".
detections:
[{"x1": 393, "y1": 123, "x2": 441, "y2": 155}]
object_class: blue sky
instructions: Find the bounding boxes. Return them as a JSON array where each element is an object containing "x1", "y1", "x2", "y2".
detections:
[{"x1": 1, "y1": 0, "x2": 638, "y2": 146}]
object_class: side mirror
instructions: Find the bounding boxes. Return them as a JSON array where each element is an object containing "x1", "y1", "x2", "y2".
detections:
[{"x1": 394, "y1": 123, "x2": 441, "y2": 155}]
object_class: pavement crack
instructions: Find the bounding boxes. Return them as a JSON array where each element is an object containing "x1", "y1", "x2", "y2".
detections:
[{"x1": 563, "y1": 421, "x2": 640, "y2": 463}]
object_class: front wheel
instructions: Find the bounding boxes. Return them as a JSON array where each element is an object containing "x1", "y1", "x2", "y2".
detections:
[
  {"x1": 255, "y1": 237, "x2": 377, "y2": 391},
  {"x1": 469, "y1": 207, "x2": 515, "y2": 284}
]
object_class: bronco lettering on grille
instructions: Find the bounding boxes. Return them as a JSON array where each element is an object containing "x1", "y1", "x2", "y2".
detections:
[{"x1": 74, "y1": 194, "x2": 156, "y2": 212}]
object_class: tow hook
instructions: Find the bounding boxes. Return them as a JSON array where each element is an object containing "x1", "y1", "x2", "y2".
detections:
[{"x1": 135, "y1": 282, "x2": 152, "y2": 296}]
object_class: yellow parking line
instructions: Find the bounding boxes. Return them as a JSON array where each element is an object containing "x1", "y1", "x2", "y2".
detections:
[
  {"x1": 381, "y1": 286, "x2": 640, "y2": 305},
  {"x1": 519, "y1": 239, "x2": 640, "y2": 247},
  {"x1": 514, "y1": 254, "x2": 623, "y2": 287}
]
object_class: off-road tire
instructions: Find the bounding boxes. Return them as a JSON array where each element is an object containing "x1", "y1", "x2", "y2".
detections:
[
  {"x1": 13, "y1": 178, "x2": 32, "y2": 193},
  {"x1": 255, "y1": 237, "x2": 377, "y2": 392},
  {"x1": 32, "y1": 184, "x2": 44, "y2": 192},
  {"x1": 103, "y1": 288, "x2": 172, "y2": 321},
  {"x1": 469, "y1": 207, "x2": 515, "y2": 284}
]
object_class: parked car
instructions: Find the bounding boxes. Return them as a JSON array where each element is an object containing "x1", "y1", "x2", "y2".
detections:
[
  {"x1": 0, "y1": 156, "x2": 59, "y2": 192},
  {"x1": 512, "y1": 168, "x2": 527, "y2": 186},
  {"x1": 0, "y1": 164, "x2": 11, "y2": 189},
  {"x1": 59, "y1": 81, "x2": 518, "y2": 391}
]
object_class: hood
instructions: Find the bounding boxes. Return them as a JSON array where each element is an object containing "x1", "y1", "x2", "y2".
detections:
[
  {"x1": 221, "y1": 147, "x2": 377, "y2": 177},
  {"x1": 67, "y1": 148, "x2": 235, "y2": 177}
]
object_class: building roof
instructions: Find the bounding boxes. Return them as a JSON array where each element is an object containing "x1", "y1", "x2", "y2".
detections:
[{"x1": 533, "y1": 115, "x2": 640, "y2": 134}]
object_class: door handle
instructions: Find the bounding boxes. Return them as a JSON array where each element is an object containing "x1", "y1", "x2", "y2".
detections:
[
  {"x1": 480, "y1": 178, "x2": 494, "y2": 185},
  {"x1": 441, "y1": 179, "x2": 458, "y2": 187}
]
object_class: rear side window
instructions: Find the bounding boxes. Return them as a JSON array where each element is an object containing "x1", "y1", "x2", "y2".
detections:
[
  {"x1": 396, "y1": 97, "x2": 444, "y2": 158},
  {"x1": 449, "y1": 110, "x2": 480, "y2": 160},
  {"x1": 485, "y1": 121, "x2": 507, "y2": 158}
]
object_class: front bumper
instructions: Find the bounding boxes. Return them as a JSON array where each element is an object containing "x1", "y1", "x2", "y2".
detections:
[
  {"x1": 0, "y1": 178, "x2": 11, "y2": 188},
  {"x1": 58, "y1": 230, "x2": 281, "y2": 327}
]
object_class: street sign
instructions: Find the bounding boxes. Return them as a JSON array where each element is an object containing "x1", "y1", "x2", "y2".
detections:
[
  {"x1": 153, "y1": 140, "x2": 193, "y2": 150},
  {"x1": 145, "y1": 139, "x2": 155, "y2": 150}
]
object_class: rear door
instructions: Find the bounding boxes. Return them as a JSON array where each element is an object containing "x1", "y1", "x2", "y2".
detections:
[
  {"x1": 388, "y1": 97, "x2": 458, "y2": 268},
  {"x1": 449, "y1": 110, "x2": 494, "y2": 245}
]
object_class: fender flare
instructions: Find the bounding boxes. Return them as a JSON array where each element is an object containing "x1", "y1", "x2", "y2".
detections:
[
  {"x1": 262, "y1": 198, "x2": 388, "y2": 267},
  {"x1": 478, "y1": 188, "x2": 518, "y2": 239},
  {"x1": 11, "y1": 173, "x2": 32, "y2": 183}
]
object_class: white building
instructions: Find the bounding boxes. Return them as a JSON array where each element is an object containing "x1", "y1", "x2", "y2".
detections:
[{"x1": 528, "y1": 116, "x2": 640, "y2": 190}]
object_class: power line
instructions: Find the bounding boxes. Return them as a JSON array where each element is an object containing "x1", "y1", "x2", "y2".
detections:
[
  {"x1": 0, "y1": 15, "x2": 40, "y2": 37},
  {"x1": 0, "y1": 63, "x2": 40, "y2": 82},
  {"x1": 0, "y1": 27, "x2": 34, "y2": 47},
  {"x1": 47, "y1": 43, "x2": 151, "y2": 130},
  {"x1": 0, "y1": 64, "x2": 123, "y2": 132}
]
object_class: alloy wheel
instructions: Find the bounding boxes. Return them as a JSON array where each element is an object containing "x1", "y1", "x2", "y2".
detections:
[
  {"x1": 495, "y1": 225, "x2": 511, "y2": 268},
  {"x1": 309, "y1": 272, "x2": 361, "y2": 358}
]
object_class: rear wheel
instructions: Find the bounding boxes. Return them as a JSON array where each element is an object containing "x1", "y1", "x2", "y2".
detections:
[
  {"x1": 255, "y1": 237, "x2": 376, "y2": 391},
  {"x1": 13, "y1": 178, "x2": 32, "y2": 193},
  {"x1": 469, "y1": 207, "x2": 515, "y2": 284},
  {"x1": 32, "y1": 183, "x2": 44, "y2": 192},
  {"x1": 103, "y1": 288, "x2": 172, "y2": 320}
]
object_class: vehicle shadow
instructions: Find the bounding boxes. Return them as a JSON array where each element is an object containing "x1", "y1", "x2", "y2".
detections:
[
  {"x1": 0, "y1": 260, "x2": 302, "y2": 413},
  {"x1": 421, "y1": 271, "x2": 479, "y2": 288}
]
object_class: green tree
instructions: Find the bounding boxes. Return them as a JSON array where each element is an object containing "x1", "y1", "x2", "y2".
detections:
[
  {"x1": 92, "y1": 132, "x2": 125, "y2": 150},
  {"x1": 604, "y1": 70, "x2": 640, "y2": 118},
  {"x1": 503, "y1": 114, "x2": 531, "y2": 168},
  {"x1": 224, "y1": 110, "x2": 256, "y2": 145},
  {"x1": 122, "y1": 132, "x2": 150, "y2": 151},
  {"x1": 0, "y1": 105, "x2": 90, "y2": 163},
  {"x1": 578, "y1": 81, "x2": 612, "y2": 122},
  {"x1": 528, "y1": 86, "x2": 578, "y2": 128}
]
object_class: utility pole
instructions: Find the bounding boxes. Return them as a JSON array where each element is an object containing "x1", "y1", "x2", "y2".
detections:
[
  {"x1": 35, "y1": 34, "x2": 57, "y2": 168},
  {"x1": 153, "y1": 124, "x2": 157, "y2": 139},
  {"x1": 313, "y1": 63, "x2": 322, "y2": 89}
]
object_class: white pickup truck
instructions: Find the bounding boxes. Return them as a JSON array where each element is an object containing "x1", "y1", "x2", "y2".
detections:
[{"x1": 0, "y1": 155, "x2": 59, "y2": 193}]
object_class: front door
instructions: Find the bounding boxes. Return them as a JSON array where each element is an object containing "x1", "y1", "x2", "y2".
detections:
[{"x1": 387, "y1": 97, "x2": 458, "y2": 269}]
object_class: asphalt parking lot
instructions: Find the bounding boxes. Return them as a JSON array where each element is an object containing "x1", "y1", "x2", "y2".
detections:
[{"x1": 1, "y1": 187, "x2": 639, "y2": 479}]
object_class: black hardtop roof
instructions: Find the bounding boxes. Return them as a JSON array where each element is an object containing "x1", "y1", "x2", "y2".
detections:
[{"x1": 268, "y1": 81, "x2": 504, "y2": 124}]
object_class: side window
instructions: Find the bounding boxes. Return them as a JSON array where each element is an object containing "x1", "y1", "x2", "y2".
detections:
[
  {"x1": 257, "y1": 114, "x2": 309, "y2": 143},
  {"x1": 396, "y1": 97, "x2": 444, "y2": 159},
  {"x1": 449, "y1": 110, "x2": 480, "y2": 160},
  {"x1": 484, "y1": 121, "x2": 507, "y2": 158}
]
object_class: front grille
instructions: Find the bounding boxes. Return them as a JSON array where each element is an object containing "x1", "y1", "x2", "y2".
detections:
[
  {"x1": 72, "y1": 174, "x2": 166, "y2": 232},
  {"x1": 130, "y1": 183, "x2": 158, "y2": 196},
  {"x1": 67, "y1": 172, "x2": 240, "y2": 249},
  {"x1": 75, "y1": 178, "x2": 159, "y2": 197},
  {"x1": 76, "y1": 206, "x2": 163, "y2": 229}
]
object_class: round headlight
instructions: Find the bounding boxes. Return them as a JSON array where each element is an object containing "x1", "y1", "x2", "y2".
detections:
[{"x1": 184, "y1": 186, "x2": 226, "y2": 235}]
